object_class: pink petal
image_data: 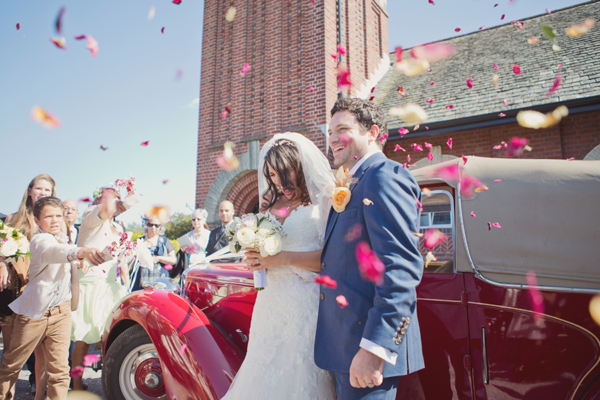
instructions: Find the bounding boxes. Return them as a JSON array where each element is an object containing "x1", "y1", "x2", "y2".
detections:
[
  {"x1": 501, "y1": 14, "x2": 505, "y2": 20},
  {"x1": 546, "y1": 8, "x2": 551, "y2": 14},
  {"x1": 83, "y1": 354, "x2": 101, "y2": 367},
  {"x1": 425, "y1": 126, "x2": 429, "y2": 130},
  {"x1": 336, "y1": 295, "x2": 348, "y2": 308},
  {"x1": 479, "y1": 25, "x2": 486, "y2": 30},
  {"x1": 494, "y1": 3, "x2": 498, "y2": 7},
  {"x1": 427, "y1": 153, "x2": 434, "y2": 161},
  {"x1": 379, "y1": 133, "x2": 388, "y2": 142},
  {"x1": 494, "y1": 179, "x2": 502, "y2": 183},
  {"x1": 446, "y1": 138, "x2": 453, "y2": 149},
  {"x1": 398, "y1": 127, "x2": 409, "y2": 137},
  {"x1": 331, "y1": 54, "x2": 338, "y2": 60},
  {"x1": 429, "y1": 81, "x2": 434, "y2": 86},
  {"x1": 16, "y1": 23, "x2": 20, "y2": 30},
  {"x1": 424, "y1": 142, "x2": 432, "y2": 149},
  {"x1": 140, "y1": 141, "x2": 149, "y2": 146},
  {"x1": 315, "y1": 275, "x2": 338, "y2": 289},
  {"x1": 394, "y1": 145, "x2": 406, "y2": 152},
  {"x1": 462, "y1": 155, "x2": 468, "y2": 164},
  {"x1": 164, "y1": 264, "x2": 173, "y2": 271},
  {"x1": 414, "y1": 144, "x2": 423, "y2": 152},
  {"x1": 240, "y1": 63, "x2": 252, "y2": 77},
  {"x1": 70, "y1": 366, "x2": 84, "y2": 378},
  {"x1": 487, "y1": 222, "x2": 492, "y2": 231},
  {"x1": 162, "y1": 180, "x2": 169, "y2": 184},
  {"x1": 558, "y1": 63, "x2": 563, "y2": 68},
  {"x1": 526, "y1": 271, "x2": 545, "y2": 322},
  {"x1": 55, "y1": 7, "x2": 65, "y2": 34},
  {"x1": 426, "y1": 98, "x2": 434, "y2": 103},
  {"x1": 567, "y1": 157, "x2": 575, "y2": 161},
  {"x1": 446, "y1": 105, "x2": 454, "y2": 110},
  {"x1": 370, "y1": 87, "x2": 375, "y2": 93},
  {"x1": 336, "y1": 67, "x2": 352, "y2": 91},
  {"x1": 337, "y1": 43, "x2": 346, "y2": 55},
  {"x1": 470, "y1": 211, "x2": 476, "y2": 218},
  {"x1": 308, "y1": 86, "x2": 314, "y2": 92},
  {"x1": 428, "y1": 0, "x2": 435, "y2": 4},
  {"x1": 412, "y1": 43, "x2": 457, "y2": 63},
  {"x1": 513, "y1": 65, "x2": 521, "y2": 75},
  {"x1": 161, "y1": 27, "x2": 165, "y2": 34},
  {"x1": 466, "y1": 78, "x2": 474, "y2": 88},
  {"x1": 455, "y1": 28, "x2": 461, "y2": 32},
  {"x1": 394, "y1": 46, "x2": 403, "y2": 62},
  {"x1": 78, "y1": 197, "x2": 91, "y2": 203},
  {"x1": 369, "y1": 96, "x2": 375, "y2": 102},
  {"x1": 407, "y1": 154, "x2": 411, "y2": 163},
  {"x1": 356, "y1": 242, "x2": 385, "y2": 286},
  {"x1": 424, "y1": 229, "x2": 447, "y2": 249},
  {"x1": 85, "y1": 35, "x2": 99, "y2": 57},
  {"x1": 221, "y1": 110, "x2": 227, "y2": 120},
  {"x1": 498, "y1": 113, "x2": 506, "y2": 117},
  {"x1": 416, "y1": 198, "x2": 423, "y2": 211},
  {"x1": 493, "y1": 62, "x2": 499, "y2": 70},
  {"x1": 506, "y1": 137, "x2": 529, "y2": 157},
  {"x1": 179, "y1": 344, "x2": 187, "y2": 355},
  {"x1": 502, "y1": 99, "x2": 508, "y2": 107},
  {"x1": 173, "y1": 0, "x2": 182, "y2": 4},
  {"x1": 546, "y1": 74, "x2": 562, "y2": 97},
  {"x1": 492, "y1": 222, "x2": 502, "y2": 229}
]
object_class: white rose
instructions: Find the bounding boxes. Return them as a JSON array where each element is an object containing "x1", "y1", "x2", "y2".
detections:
[
  {"x1": 17, "y1": 238, "x2": 28, "y2": 254},
  {"x1": 236, "y1": 227, "x2": 256, "y2": 248},
  {"x1": 262, "y1": 235, "x2": 283, "y2": 256},
  {"x1": 0, "y1": 239, "x2": 19, "y2": 257},
  {"x1": 241, "y1": 215, "x2": 258, "y2": 229}
]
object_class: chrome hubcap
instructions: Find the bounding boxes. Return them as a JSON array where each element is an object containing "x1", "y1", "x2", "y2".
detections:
[{"x1": 118, "y1": 343, "x2": 166, "y2": 400}]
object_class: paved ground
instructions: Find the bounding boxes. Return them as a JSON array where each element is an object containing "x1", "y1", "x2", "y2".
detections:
[{"x1": 0, "y1": 337, "x2": 105, "y2": 399}]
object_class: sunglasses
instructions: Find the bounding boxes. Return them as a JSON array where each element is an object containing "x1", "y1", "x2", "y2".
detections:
[{"x1": 147, "y1": 223, "x2": 161, "y2": 228}]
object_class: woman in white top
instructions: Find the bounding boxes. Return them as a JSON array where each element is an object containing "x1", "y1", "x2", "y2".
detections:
[{"x1": 180, "y1": 208, "x2": 210, "y2": 264}]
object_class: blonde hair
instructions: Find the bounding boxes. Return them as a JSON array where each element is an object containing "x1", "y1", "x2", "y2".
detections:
[{"x1": 9, "y1": 174, "x2": 56, "y2": 239}]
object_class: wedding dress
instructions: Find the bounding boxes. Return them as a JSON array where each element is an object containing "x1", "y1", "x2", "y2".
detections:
[{"x1": 222, "y1": 204, "x2": 335, "y2": 400}]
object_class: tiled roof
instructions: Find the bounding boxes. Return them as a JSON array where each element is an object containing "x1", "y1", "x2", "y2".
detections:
[{"x1": 373, "y1": 1, "x2": 600, "y2": 130}]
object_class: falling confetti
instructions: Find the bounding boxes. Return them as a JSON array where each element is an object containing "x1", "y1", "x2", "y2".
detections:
[
  {"x1": 216, "y1": 141, "x2": 240, "y2": 171},
  {"x1": 470, "y1": 211, "x2": 476, "y2": 218},
  {"x1": 492, "y1": 222, "x2": 502, "y2": 228},
  {"x1": 147, "y1": 205, "x2": 170, "y2": 223},
  {"x1": 412, "y1": 43, "x2": 456, "y2": 63},
  {"x1": 363, "y1": 198, "x2": 373, "y2": 206},
  {"x1": 308, "y1": 86, "x2": 314, "y2": 92},
  {"x1": 50, "y1": 37, "x2": 66, "y2": 49},
  {"x1": 394, "y1": 58, "x2": 430, "y2": 77},
  {"x1": 513, "y1": 65, "x2": 521, "y2": 75},
  {"x1": 397, "y1": 86, "x2": 406, "y2": 96},
  {"x1": 429, "y1": 81, "x2": 435, "y2": 86},
  {"x1": 100, "y1": 145, "x2": 108, "y2": 151},
  {"x1": 336, "y1": 67, "x2": 352, "y2": 91},
  {"x1": 466, "y1": 78, "x2": 474, "y2": 88},
  {"x1": 498, "y1": 113, "x2": 506, "y2": 117},
  {"x1": 162, "y1": 179, "x2": 169, "y2": 184},
  {"x1": 161, "y1": 27, "x2": 165, "y2": 34},
  {"x1": 315, "y1": 276, "x2": 338, "y2": 289},
  {"x1": 446, "y1": 138, "x2": 452, "y2": 149},
  {"x1": 173, "y1": 0, "x2": 182, "y2": 4},
  {"x1": 429, "y1": 164, "x2": 486, "y2": 199},
  {"x1": 424, "y1": 229, "x2": 447, "y2": 249},
  {"x1": 336, "y1": 295, "x2": 348, "y2": 308},
  {"x1": 225, "y1": 6, "x2": 237, "y2": 22},
  {"x1": 494, "y1": 179, "x2": 502, "y2": 183},
  {"x1": 164, "y1": 264, "x2": 173, "y2": 271},
  {"x1": 426, "y1": 98, "x2": 434, "y2": 104},
  {"x1": 388, "y1": 103, "x2": 428, "y2": 124},
  {"x1": 427, "y1": 153, "x2": 434, "y2": 161},
  {"x1": 74, "y1": 35, "x2": 99, "y2": 57},
  {"x1": 140, "y1": 141, "x2": 150, "y2": 146},
  {"x1": 516, "y1": 106, "x2": 568, "y2": 129},
  {"x1": 398, "y1": 127, "x2": 409, "y2": 137},
  {"x1": 546, "y1": 74, "x2": 562, "y2": 96},
  {"x1": 505, "y1": 137, "x2": 532, "y2": 157},
  {"x1": 566, "y1": 19, "x2": 595, "y2": 37},
  {"x1": 16, "y1": 23, "x2": 20, "y2": 30},
  {"x1": 55, "y1": 7, "x2": 66, "y2": 34},
  {"x1": 356, "y1": 242, "x2": 385, "y2": 286},
  {"x1": 455, "y1": 28, "x2": 461, "y2": 32},
  {"x1": 83, "y1": 354, "x2": 101, "y2": 367},
  {"x1": 446, "y1": 105, "x2": 454, "y2": 110},
  {"x1": 394, "y1": 145, "x2": 406, "y2": 152},
  {"x1": 527, "y1": 36, "x2": 539, "y2": 45},
  {"x1": 31, "y1": 106, "x2": 61, "y2": 129},
  {"x1": 424, "y1": 251, "x2": 437, "y2": 268},
  {"x1": 502, "y1": 99, "x2": 509, "y2": 107},
  {"x1": 394, "y1": 46, "x2": 403, "y2": 62},
  {"x1": 70, "y1": 366, "x2": 84, "y2": 378},
  {"x1": 240, "y1": 63, "x2": 252, "y2": 77},
  {"x1": 78, "y1": 197, "x2": 92, "y2": 203},
  {"x1": 148, "y1": 6, "x2": 156, "y2": 20}
]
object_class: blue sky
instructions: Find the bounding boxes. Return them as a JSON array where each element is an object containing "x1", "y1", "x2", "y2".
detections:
[{"x1": 0, "y1": 0, "x2": 585, "y2": 225}]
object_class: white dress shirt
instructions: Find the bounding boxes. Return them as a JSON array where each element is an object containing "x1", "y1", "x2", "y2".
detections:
[
  {"x1": 349, "y1": 151, "x2": 399, "y2": 365},
  {"x1": 10, "y1": 232, "x2": 77, "y2": 320}
]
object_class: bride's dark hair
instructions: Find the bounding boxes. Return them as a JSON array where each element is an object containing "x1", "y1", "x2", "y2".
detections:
[{"x1": 260, "y1": 139, "x2": 311, "y2": 212}]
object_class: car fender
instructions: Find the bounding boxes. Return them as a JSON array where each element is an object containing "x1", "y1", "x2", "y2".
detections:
[{"x1": 104, "y1": 289, "x2": 244, "y2": 400}]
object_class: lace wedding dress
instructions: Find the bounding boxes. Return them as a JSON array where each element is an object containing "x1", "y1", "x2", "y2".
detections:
[{"x1": 222, "y1": 204, "x2": 335, "y2": 400}]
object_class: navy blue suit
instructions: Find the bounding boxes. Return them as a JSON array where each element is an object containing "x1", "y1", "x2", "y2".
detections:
[{"x1": 314, "y1": 153, "x2": 425, "y2": 397}]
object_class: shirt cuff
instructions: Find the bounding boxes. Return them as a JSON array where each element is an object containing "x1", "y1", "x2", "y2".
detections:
[{"x1": 360, "y1": 338, "x2": 398, "y2": 365}]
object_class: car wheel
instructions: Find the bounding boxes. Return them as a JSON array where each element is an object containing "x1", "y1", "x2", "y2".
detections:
[{"x1": 102, "y1": 324, "x2": 167, "y2": 400}]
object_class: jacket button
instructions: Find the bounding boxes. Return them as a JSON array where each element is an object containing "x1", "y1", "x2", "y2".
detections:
[
  {"x1": 320, "y1": 293, "x2": 324, "y2": 300},
  {"x1": 321, "y1": 262, "x2": 326, "y2": 270}
]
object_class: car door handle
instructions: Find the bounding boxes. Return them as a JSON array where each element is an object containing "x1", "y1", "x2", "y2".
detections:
[{"x1": 482, "y1": 327, "x2": 489, "y2": 384}]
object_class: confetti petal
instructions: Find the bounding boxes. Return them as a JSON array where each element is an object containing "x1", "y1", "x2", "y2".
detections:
[
  {"x1": 546, "y1": 74, "x2": 562, "y2": 96},
  {"x1": 394, "y1": 46, "x2": 403, "y2": 62},
  {"x1": 363, "y1": 198, "x2": 373, "y2": 206},
  {"x1": 424, "y1": 229, "x2": 447, "y2": 249},
  {"x1": 394, "y1": 58, "x2": 430, "y2": 77},
  {"x1": 505, "y1": 137, "x2": 531, "y2": 157},
  {"x1": 55, "y1": 7, "x2": 65, "y2": 34},
  {"x1": 78, "y1": 197, "x2": 92, "y2": 203},
  {"x1": 146, "y1": 205, "x2": 170, "y2": 224},
  {"x1": 426, "y1": 98, "x2": 434, "y2": 104},
  {"x1": 501, "y1": 14, "x2": 505, "y2": 20},
  {"x1": 424, "y1": 142, "x2": 432, "y2": 150},
  {"x1": 356, "y1": 242, "x2": 385, "y2": 286},
  {"x1": 148, "y1": 6, "x2": 156, "y2": 20},
  {"x1": 492, "y1": 222, "x2": 502, "y2": 228},
  {"x1": 31, "y1": 106, "x2": 61, "y2": 129},
  {"x1": 516, "y1": 106, "x2": 568, "y2": 129},
  {"x1": 16, "y1": 23, "x2": 20, "y2": 30},
  {"x1": 526, "y1": 271, "x2": 545, "y2": 322},
  {"x1": 446, "y1": 138, "x2": 453, "y2": 149},
  {"x1": 397, "y1": 86, "x2": 406, "y2": 96},
  {"x1": 225, "y1": 6, "x2": 237, "y2": 22},
  {"x1": 336, "y1": 67, "x2": 352, "y2": 90},
  {"x1": 240, "y1": 63, "x2": 252, "y2": 77},
  {"x1": 513, "y1": 65, "x2": 521, "y2": 75},
  {"x1": 527, "y1": 36, "x2": 539, "y2": 45},
  {"x1": 566, "y1": 19, "x2": 595, "y2": 37},
  {"x1": 83, "y1": 354, "x2": 100, "y2": 367},
  {"x1": 398, "y1": 127, "x2": 409, "y2": 137},
  {"x1": 394, "y1": 145, "x2": 406, "y2": 152},
  {"x1": 337, "y1": 43, "x2": 346, "y2": 55},
  {"x1": 50, "y1": 37, "x2": 66, "y2": 49},
  {"x1": 427, "y1": 153, "x2": 434, "y2": 161},
  {"x1": 70, "y1": 366, "x2": 84, "y2": 378},
  {"x1": 100, "y1": 145, "x2": 108, "y2": 151},
  {"x1": 466, "y1": 78, "x2": 474, "y2": 88},
  {"x1": 315, "y1": 275, "x2": 338, "y2": 289},
  {"x1": 308, "y1": 86, "x2": 314, "y2": 92},
  {"x1": 446, "y1": 105, "x2": 454, "y2": 110},
  {"x1": 429, "y1": 164, "x2": 485, "y2": 198},
  {"x1": 336, "y1": 295, "x2": 348, "y2": 308},
  {"x1": 161, "y1": 27, "x2": 165, "y2": 34},
  {"x1": 388, "y1": 103, "x2": 428, "y2": 124},
  {"x1": 492, "y1": 63, "x2": 499, "y2": 70},
  {"x1": 412, "y1": 43, "x2": 456, "y2": 63},
  {"x1": 173, "y1": 0, "x2": 182, "y2": 4},
  {"x1": 424, "y1": 251, "x2": 437, "y2": 268},
  {"x1": 498, "y1": 113, "x2": 506, "y2": 117},
  {"x1": 140, "y1": 141, "x2": 149, "y2": 146},
  {"x1": 216, "y1": 141, "x2": 240, "y2": 171},
  {"x1": 455, "y1": 28, "x2": 461, "y2": 32},
  {"x1": 470, "y1": 211, "x2": 476, "y2": 218},
  {"x1": 462, "y1": 155, "x2": 468, "y2": 164},
  {"x1": 162, "y1": 179, "x2": 169, "y2": 184}
]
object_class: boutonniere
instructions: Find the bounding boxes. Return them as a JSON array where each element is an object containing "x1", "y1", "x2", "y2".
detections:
[{"x1": 331, "y1": 167, "x2": 355, "y2": 213}]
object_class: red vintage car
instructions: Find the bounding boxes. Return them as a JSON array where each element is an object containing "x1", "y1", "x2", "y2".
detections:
[{"x1": 101, "y1": 156, "x2": 600, "y2": 400}]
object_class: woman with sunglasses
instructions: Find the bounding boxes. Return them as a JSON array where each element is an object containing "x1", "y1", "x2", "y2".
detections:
[{"x1": 139, "y1": 215, "x2": 177, "y2": 284}]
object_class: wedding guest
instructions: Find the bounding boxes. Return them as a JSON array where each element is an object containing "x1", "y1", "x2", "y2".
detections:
[
  {"x1": 178, "y1": 209, "x2": 210, "y2": 264},
  {"x1": 70, "y1": 187, "x2": 134, "y2": 391},
  {"x1": 206, "y1": 201, "x2": 235, "y2": 256},
  {"x1": 1, "y1": 174, "x2": 55, "y2": 399},
  {"x1": 63, "y1": 199, "x2": 79, "y2": 244},
  {"x1": 139, "y1": 215, "x2": 176, "y2": 281},
  {"x1": 0, "y1": 196, "x2": 104, "y2": 400}
]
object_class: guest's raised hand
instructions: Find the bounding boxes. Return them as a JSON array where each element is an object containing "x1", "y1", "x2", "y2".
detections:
[{"x1": 77, "y1": 247, "x2": 105, "y2": 266}]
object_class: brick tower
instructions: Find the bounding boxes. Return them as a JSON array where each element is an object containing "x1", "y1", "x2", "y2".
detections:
[{"x1": 196, "y1": 0, "x2": 389, "y2": 225}]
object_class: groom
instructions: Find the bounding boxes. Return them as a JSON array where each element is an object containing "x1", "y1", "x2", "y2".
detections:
[{"x1": 315, "y1": 98, "x2": 425, "y2": 399}]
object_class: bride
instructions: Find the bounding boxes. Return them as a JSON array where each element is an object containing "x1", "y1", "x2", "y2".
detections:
[{"x1": 222, "y1": 133, "x2": 336, "y2": 400}]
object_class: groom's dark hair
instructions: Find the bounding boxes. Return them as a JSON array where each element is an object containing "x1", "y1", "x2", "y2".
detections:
[{"x1": 331, "y1": 98, "x2": 388, "y2": 147}]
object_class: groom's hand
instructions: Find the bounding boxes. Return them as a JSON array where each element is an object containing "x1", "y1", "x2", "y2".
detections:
[{"x1": 349, "y1": 347, "x2": 384, "y2": 388}]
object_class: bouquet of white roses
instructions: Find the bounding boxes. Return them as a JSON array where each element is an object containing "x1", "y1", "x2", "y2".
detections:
[
  {"x1": 226, "y1": 213, "x2": 286, "y2": 289},
  {"x1": 0, "y1": 221, "x2": 31, "y2": 263}
]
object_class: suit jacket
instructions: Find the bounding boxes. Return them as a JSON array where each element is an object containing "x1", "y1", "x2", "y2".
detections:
[
  {"x1": 206, "y1": 225, "x2": 229, "y2": 256},
  {"x1": 314, "y1": 152, "x2": 425, "y2": 377}
]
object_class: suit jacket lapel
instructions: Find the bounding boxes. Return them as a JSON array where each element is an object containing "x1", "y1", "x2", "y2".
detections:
[{"x1": 322, "y1": 152, "x2": 386, "y2": 250}]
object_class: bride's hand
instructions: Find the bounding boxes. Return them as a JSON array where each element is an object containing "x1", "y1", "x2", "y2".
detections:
[{"x1": 244, "y1": 249, "x2": 288, "y2": 271}]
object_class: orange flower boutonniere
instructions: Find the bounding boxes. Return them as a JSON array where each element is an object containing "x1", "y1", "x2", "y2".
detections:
[{"x1": 331, "y1": 167, "x2": 354, "y2": 213}]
